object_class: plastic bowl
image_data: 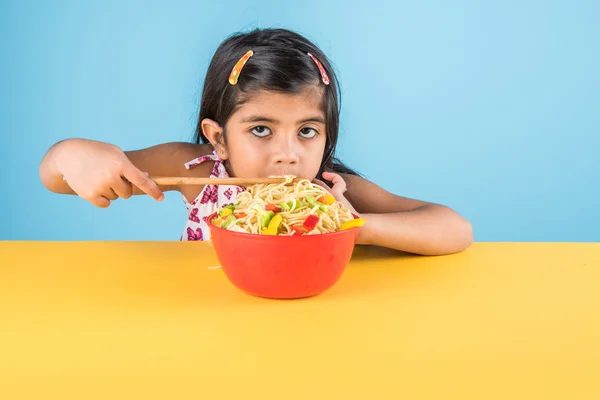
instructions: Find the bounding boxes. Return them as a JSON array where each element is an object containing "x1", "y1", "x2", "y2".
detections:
[{"x1": 207, "y1": 212, "x2": 359, "y2": 299}]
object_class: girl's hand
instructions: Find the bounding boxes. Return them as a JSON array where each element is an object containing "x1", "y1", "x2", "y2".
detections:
[
  {"x1": 313, "y1": 171, "x2": 359, "y2": 216},
  {"x1": 54, "y1": 139, "x2": 164, "y2": 208}
]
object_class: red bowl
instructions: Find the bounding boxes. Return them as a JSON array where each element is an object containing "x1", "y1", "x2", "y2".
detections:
[{"x1": 207, "y1": 212, "x2": 359, "y2": 299}]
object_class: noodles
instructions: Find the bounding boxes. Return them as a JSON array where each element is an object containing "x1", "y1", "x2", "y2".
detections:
[{"x1": 210, "y1": 176, "x2": 365, "y2": 236}]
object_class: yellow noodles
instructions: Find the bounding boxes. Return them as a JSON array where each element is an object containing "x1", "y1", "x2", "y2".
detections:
[{"x1": 214, "y1": 176, "x2": 355, "y2": 236}]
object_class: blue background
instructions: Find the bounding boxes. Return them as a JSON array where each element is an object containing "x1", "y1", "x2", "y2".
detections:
[{"x1": 1, "y1": 0, "x2": 598, "y2": 242}]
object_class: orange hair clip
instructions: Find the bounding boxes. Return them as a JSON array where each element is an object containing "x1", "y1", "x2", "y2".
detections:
[{"x1": 228, "y1": 50, "x2": 254, "y2": 85}]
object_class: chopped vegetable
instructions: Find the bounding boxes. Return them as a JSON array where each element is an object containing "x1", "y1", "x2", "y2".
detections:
[
  {"x1": 317, "y1": 195, "x2": 336, "y2": 205},
  {"x1": 289, "y1": 199, "x2": 298, "y2": 212},
  {"x1": 219, "y1": 207, "x2": 233, "y2": 217},
  {"x1": 264, "y1": 214, "x2": 283, "y2": 235},
  {"x1": 305, "y1": 195, "x2": 319, "y2": 208},
  {"x1": 261, "y1": 211, "x2": 275, "y2": 228},
  {"x1": 212, "y1": 217, "x2": 223, "y2": 227},
  {"x1": 291, "y1": 225, "x2": 305, "y2": 235},
  {"x1": 279, "y1": 200, "x2": 297, "y2": 212},
  {"x1": 234, "y1": 212, "x2": 246, "y2": 219},
  {"x1": 221, "y1": 215, "x2": 237, "y2": 229},
  {"x1": 303, "y1": 215, "x2": 320, "y2": 231},
  {"x1": 339, "y1": 218, "x2": 366, "y2": 231},
  {"x1": 307, "y1": 195, "x2": 329, "y2": 212},
  {"x1": 265, "y1": 203, "x2": 282, "y2": 213}
]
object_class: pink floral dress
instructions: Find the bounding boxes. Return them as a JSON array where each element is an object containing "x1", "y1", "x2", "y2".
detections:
[{"x1": 180, "y1": 151, "x2": 245, "y2": 241}]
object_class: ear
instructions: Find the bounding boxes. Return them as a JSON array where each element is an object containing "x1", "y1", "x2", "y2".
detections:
[{"x1": 201, "y1": 118, "x2": 229, "y2": 160}]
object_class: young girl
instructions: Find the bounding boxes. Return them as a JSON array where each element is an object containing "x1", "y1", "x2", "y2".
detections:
[{"x1": 39, "y1": 28, "x2": 472, "y2": 255}]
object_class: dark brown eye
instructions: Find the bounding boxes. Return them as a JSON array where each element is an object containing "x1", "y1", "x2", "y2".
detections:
[
  {"x1": 299, "y1": 128, "x2": 318, "y2": 138},
  {"x1": 251, "y1": 126, "x2": 271, "y2": 137}
]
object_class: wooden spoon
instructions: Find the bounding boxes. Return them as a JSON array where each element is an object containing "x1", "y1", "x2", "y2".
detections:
[{"x1": 149, "y1": 176, "x2": 303, "y2": 186}]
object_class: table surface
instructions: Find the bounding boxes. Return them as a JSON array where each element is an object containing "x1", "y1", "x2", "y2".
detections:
[{"x1": 1, "y1": 241, "x2": 599, "y2": 399}]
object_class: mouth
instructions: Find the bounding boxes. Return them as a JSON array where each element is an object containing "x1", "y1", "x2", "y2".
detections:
[{"x1": 269, "y1": 168, "x2": 301, "y2": 178}]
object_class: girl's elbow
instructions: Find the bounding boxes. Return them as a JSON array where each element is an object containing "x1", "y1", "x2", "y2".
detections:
[
  {"x1": 453, "y1": 215, "x2": 474, "y2": 253},
  {"x1": 437, "y1": 207, "x2": 473, "y2": 255}
]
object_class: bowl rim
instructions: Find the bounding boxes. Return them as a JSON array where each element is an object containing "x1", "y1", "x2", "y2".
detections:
[{"x1": 206, "y1": 211, "x2": 361, "y2": 240}]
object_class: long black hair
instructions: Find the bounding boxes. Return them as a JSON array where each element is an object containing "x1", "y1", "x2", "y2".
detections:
[{"x1": 193, "y1": 28, "x2": 359, "y2": 178}]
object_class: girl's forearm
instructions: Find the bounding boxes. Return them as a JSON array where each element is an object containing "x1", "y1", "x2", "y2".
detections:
[{"x1": 357, "y1": 205, "x2": 473, "y2": 255}]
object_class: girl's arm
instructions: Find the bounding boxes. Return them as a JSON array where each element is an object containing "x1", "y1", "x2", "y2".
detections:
[
  {"x1": 40, "y1": 138, "x2": 213, "y2": 207},
  {"x1": 324, "y1": 172, "x2": 473, "y2": 256}
]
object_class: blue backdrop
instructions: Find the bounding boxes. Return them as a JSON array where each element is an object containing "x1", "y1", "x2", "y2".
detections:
[{"x1": 1, "y1": 0, "x2": 598, "y2": 242}]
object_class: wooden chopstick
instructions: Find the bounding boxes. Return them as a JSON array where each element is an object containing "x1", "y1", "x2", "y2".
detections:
[{"x1": 149, "y1": 176, "x2": 303, "y2": 186}]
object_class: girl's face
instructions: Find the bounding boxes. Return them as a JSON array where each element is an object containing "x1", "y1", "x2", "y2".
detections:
[{"x1": 203, "y1": 88, "x2": 327, "y2": 180}]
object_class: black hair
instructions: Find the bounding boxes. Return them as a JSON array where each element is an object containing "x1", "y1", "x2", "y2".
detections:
[{"x1": 193, "y1": 28, "x2": 359, "y2": 179}]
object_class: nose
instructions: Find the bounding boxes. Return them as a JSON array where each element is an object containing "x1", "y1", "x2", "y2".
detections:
[{"x1": 272, "y1": 136, "x2": 300, "y2": 166}]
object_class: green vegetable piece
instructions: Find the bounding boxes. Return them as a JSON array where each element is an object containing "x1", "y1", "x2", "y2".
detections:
[
  {"x1": 221, "y1": 215, "x2": 236, "y2": 229},
  {"x1": 306, "y1": 195, "x2": 319, "y2": 207},
  {"x1": 261, "y1": 211, "x2": 275, "y2": 228}
]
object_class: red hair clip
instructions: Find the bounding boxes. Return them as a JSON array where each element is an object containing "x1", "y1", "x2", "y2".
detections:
[{"x1": 307, "y1": 53, "x2": 330, "y2": 85}]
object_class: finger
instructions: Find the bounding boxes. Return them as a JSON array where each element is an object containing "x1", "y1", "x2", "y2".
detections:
[
  {"x1": 73, "y1": 187, "x2": 112, "y2": 207},
  {"x1": 312, "y1": 178, "x2": 331, "y2": 191},
  {"x1": 313, "y1": 178, "x2": 348, "y2": 204},
  {"x1": 102, "y1": 188, "x2": 119, "y2": 201},
  {"x1": 123, "y1": 165, "x2": 164, "y2": 201},
  {"x1": 322, "y1": 172, "x2": 347, "y2": 193},
  {"x1": 112, "y1": 178, "x2": 133, "y2": 200},
  {"x1": 91, "y1": 196, "x2": 111, "y2": 208}
]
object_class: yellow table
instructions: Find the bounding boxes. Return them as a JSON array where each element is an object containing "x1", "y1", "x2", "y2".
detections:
[{"x1": 1, "y1": 242, "x2": 599, "y2": 399}]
